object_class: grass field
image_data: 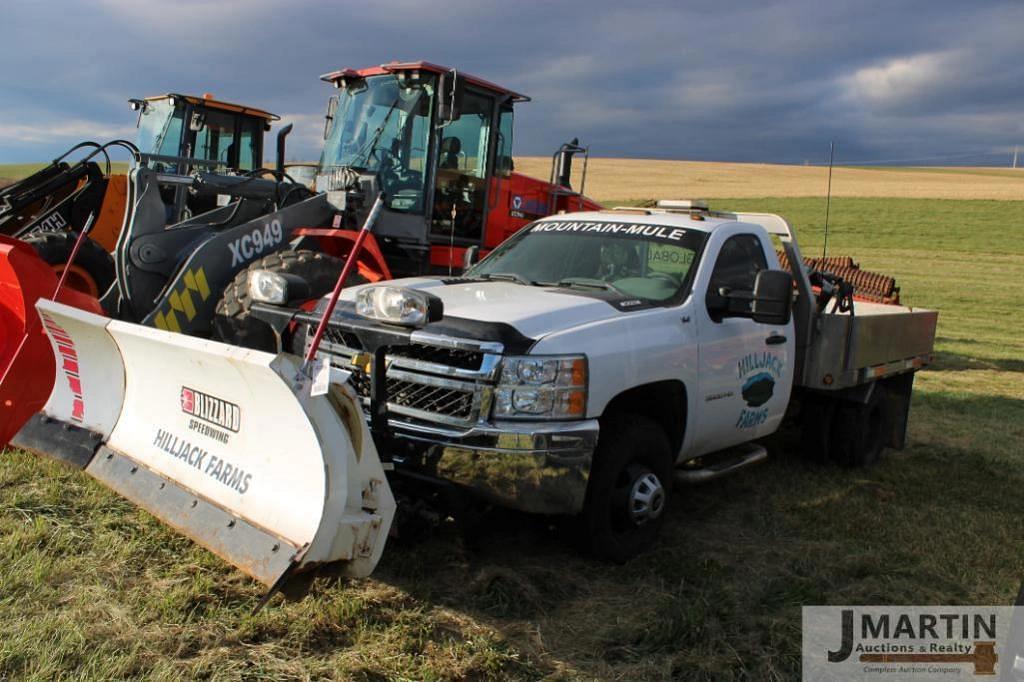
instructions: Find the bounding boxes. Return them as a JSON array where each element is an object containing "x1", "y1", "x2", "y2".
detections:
[{"x1": 1, "y1": 162, "x2": 1022, "y2": 679}]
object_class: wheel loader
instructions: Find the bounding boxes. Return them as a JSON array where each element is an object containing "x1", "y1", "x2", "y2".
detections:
[{"x1": 0, "y1": 92, "x2": 280, "y2": 295}]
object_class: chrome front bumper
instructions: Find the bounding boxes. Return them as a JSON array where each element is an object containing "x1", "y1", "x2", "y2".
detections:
[{"x1": 390, "y1": 418, "x2": 599, "y2": 516}]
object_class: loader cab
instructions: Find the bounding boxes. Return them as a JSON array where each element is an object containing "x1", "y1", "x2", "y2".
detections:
[
  {"x1": 132, "y1": 93, "x2": 277, "y2": 173},
  {"x1": 130, "y1": 93, "x2": 278, "y2": 218},
  {"x1": 317, "y1": 62, "x2": 534, "y2": 276}
]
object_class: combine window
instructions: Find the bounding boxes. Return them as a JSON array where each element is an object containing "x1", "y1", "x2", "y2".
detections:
[{"x1": 431, "y1": 90, "x2": 496, "y2": 242}]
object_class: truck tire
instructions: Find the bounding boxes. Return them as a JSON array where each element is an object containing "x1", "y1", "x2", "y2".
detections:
[
  {"x1": 580, "y1": 415, "x2": 673, "y2": 563},
  {"x1": 800, "y1": 395, "x2": 837, "y2": 463},
  {"x1": 23, "y1": 231, "x2": 114, "y2": 298},
  {"x1": 212, "y1": 249, "x2": 366, "y2": 352},
  {"x1": 831, "y1": 385, "x2": 888, "y2": 468}
]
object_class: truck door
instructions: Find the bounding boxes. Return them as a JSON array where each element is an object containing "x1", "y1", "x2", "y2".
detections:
[{"x1": 691, "y1": 232, "x2": 795, "y2": 455}]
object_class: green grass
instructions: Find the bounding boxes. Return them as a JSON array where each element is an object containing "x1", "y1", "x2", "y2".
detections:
[
  {"x1": 841, "y1": 165, "x2": 1024, "y2": 179},
  {"x1": 2, "y1": 196, "x2": 1022, "y2": 679}
]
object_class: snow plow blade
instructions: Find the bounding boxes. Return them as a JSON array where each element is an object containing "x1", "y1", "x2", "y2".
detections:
[
  {"x1": 13, "y1": 300, "x2": 394, "y2": 586},
  {"x1": 0, "y1": 236, "x2": 103, "y2": 446}
]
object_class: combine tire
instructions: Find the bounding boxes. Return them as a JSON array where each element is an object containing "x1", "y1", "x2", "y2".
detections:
[
  {"x1": 830, "y1": 385, "x2": 888, "y2": 468},
  {"x1": 212, "y1": 249, "x2": 366, "y2": 353},
  {"x1": 579, "y1": 415, "x2": 672, "y2": 563},
  {"x1": 23, "y1": 231, "x2": 114, "y2": 298}
]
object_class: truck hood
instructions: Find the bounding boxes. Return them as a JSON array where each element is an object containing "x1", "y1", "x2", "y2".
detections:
[{"x1": 345, "y1": 278, "x2": 623, "y2": 340}]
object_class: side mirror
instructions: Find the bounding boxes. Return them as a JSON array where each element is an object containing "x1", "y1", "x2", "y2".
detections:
[
  {"x1": 751, "y1": 270, "x2": 793, "y2": 325},
  {"x1": 324, "y1": 95, "x2": 338, "y2": 140},
  {"x1": 462, "y1": 245, "x2": 480, "y2": 269},
  {"x1": 189, "y1": 111, "x2": 206, "y2": 132},
  {"x1": 437, "y1": 70, "x2": 465, "y2": 123}
]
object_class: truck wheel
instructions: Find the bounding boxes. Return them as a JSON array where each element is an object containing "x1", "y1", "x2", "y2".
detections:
[
  {"x1": 23, "y1": 231, "x2": 114, "y2": 298},
  {"x1": 580, "y1": 415, "x2": 672, "y2": 563},
  {"x1": 800, "y1": 396, "x2": 837, "y2": 463},
  {"x1": 831, "y1": 385, "x2": 888, "y2": 467},
  {"x1": 212, "y1": 249, "x2": 366, "y2": 352}
]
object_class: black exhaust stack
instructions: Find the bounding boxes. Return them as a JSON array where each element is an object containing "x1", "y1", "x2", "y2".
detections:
[
  {"x1": 276, "y1": 123, "x2": 293, "y2": 177},
  {"x1": 554, "y1": 138, "x2": 585, "y2": 189}
]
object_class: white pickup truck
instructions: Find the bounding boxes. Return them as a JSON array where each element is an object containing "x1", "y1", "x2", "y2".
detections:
[{"x1": 249, "y1": 201, "x2": 938, "y2": 561}]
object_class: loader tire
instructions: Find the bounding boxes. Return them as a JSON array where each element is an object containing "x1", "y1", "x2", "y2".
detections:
[
  {"x1": 579, "y1": 415, "x2": 672, "y2": 563},
  {"x1": 23, "y1": 231, "x2": 115, "y2": 298},
  {"x1": 830, "y1": 385, "x2": 888, "y2": 468},
  {"x1": 212, "y1": 249, "x2": 366, "y2": 353}
]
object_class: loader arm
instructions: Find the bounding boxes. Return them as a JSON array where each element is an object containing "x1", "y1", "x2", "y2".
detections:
[{"x1": 106, "y1": 166, "x2": 335, "y2": 331}]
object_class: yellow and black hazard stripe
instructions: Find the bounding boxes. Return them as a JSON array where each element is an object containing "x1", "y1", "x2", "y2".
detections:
[{"x1": 153, "y1": 267, "x2": 212, "y2": 332}]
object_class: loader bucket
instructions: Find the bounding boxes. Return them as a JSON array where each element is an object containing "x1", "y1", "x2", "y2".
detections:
[
  {"x1": 13, "y1": 300, "x2": 395, "y2": 585},
  {"x1": 0, "y1": 236, "x2": 103, "y2": 445}
]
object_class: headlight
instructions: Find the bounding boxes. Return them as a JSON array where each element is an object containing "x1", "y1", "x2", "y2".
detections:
[
  {"x1": 355, "y1": 286, "x2": 442, "y2": 327},
  {"x1": 248, "y1": 270, "x2": 289, "y2": 305},
  {"x1": 493, "y1": 355, "x2": 587, "y2": 420}
]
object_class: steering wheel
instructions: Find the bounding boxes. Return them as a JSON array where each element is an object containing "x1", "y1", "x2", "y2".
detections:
[{"x1": 375, "y1": 148, "x2": 402, "y2": 189}]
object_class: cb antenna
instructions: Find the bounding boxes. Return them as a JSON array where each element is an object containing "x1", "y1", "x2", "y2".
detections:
[{"x1": 822, "y1": 141, "x2": 835, "y2": 259}]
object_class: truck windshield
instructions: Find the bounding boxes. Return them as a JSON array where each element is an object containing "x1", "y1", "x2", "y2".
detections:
[
  {"x1": 468, "y1": 219, "x2": 708, "y2": 302},
  {"x1": 320, "y1": 75, "x2": 434, "y2": 213},
  {"x1": 135, "y1": 98, "x2": 184, "y2": 157}
]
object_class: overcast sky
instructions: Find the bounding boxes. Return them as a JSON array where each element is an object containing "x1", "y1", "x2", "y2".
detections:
[{"x1": 1, "y1": 0, "x2": 1021, "y2": 166}]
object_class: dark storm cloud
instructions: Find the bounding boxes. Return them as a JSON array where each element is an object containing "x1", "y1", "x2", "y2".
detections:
[{"x1": 1, "y1": 0, "x2": 1021, "y2": 165}]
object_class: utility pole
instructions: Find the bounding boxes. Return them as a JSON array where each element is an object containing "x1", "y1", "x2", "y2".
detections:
[{"x1": 1014, "y1": 146, "x2": 1019, "y2": 169}]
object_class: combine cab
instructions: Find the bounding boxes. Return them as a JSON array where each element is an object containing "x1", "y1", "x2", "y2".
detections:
[{"x1": 214, "y1": 61, "x2": 602, "y2": 346}]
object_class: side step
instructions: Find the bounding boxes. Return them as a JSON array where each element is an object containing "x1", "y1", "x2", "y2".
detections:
[{"x1": 674, "y1": 442, "x2": 768, "y2": 484}]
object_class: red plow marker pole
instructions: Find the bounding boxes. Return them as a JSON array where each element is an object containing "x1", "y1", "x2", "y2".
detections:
[
  {"x1": 0, "y1": 213, "x2": 96, "y2": 385},
  {"x1": 303, "y1": 193, "x2": 384, "y2": 366}
]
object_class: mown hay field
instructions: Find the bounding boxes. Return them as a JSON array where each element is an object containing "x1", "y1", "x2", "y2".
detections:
[
  {"x1": 0, "y1": 160, "x2": 1022, "y2": 679},
  {"x1": 515, "y1": 157, "x2": 1024, "y2": 200}
]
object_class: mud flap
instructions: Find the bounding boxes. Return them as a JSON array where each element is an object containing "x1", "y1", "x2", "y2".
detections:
[{"x1": 19, "y1": 299, "x2": 395, "y2": 585}]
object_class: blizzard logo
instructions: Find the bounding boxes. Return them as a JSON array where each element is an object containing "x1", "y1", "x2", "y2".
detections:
[
  {"x1": 40, "y1": 312, "x2": 84, "y2": 423},
  {"x1": 180, "y1": 387, "x2": 240, "y2": 432}
]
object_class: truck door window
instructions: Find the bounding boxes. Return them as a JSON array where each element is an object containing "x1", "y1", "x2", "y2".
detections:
[
  {"x1": 706, "y1": 234, "x2": 768, "y2": 315},
  {"x1": 431, "y1": 90, "x2": 496, "y2": 242}
]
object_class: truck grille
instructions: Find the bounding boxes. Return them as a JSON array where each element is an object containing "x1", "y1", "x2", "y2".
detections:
[
  {"x1": 324, "y1": 328, "x2": 485, "y2": 371},
  {"x1": 312, "y1": 323, "x2": 501, "y2": 429}
]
